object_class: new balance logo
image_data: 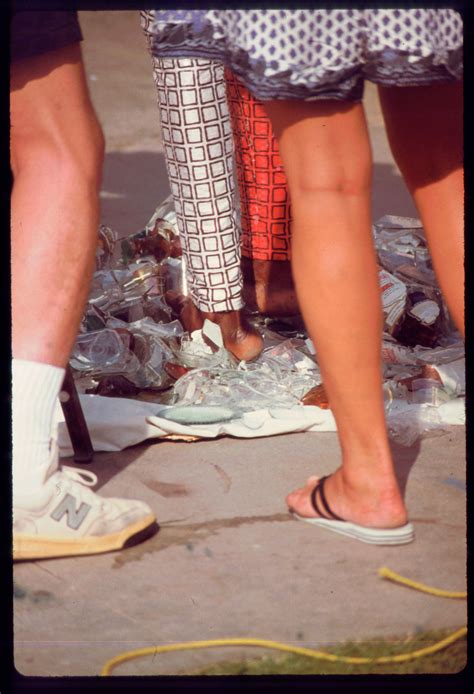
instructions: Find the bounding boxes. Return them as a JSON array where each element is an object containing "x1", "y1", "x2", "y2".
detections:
[{"x1": 50, "y1": 494, "x2": 92, "y2": 530}]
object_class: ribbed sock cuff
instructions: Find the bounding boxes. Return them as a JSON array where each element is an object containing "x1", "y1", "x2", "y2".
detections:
[{"x1": 12, "y1": 359, "x2": 65, "y2": 491}]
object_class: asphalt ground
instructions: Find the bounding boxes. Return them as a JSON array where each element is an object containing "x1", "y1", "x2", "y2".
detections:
[{"x1": 12, "y1": 11, "x2": 466, "y2": 681}]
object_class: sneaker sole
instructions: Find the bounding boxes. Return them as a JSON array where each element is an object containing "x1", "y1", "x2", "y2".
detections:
[{"x1": 13, "y1": 513, "x2": 157, "y2": 560}]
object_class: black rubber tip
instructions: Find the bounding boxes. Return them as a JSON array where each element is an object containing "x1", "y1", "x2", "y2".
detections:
[{"x1": 122, "y1": 521, "x2": 160, "y2": 549}]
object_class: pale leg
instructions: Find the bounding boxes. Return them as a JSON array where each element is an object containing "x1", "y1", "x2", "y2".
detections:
[
  {"x1": 11, "y1": 43, "x2": 104, "y2": 367},
  {"x1": 264, "y1": 99, "x2": 407, "y2": 528}
]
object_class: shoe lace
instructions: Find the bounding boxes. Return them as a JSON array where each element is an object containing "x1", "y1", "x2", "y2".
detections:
[
  {"x1": 60, "y1": 466, "x2": 98, "y2": 488},
  {"x1": 52, "y1": 465, "x2": 101, "y2": 506},
  {"x1": 49, "y1": 433, "x2": 98, "y2": 490}
]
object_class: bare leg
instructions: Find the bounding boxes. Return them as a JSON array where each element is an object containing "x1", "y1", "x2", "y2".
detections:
[
  {"x1": 378, "y1": 82, "x2": 464, "y2": 335},
  {"x1": 11, "y1": 42, "x2": 104, "y2": 490},
  {"x1": 11, "y1": 41, "x2": 156, "y2": 558},
  {"x1": 263, "y1": 100, "x2": 407, "y2": 528},
  {"x1": 11, "y1": 43, "x2": 104, "y2": 366}
]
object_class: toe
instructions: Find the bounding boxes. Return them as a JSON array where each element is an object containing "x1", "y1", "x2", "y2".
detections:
[
  {"x1": 285, "y1": 485, "x2": 307, "y2": 510},
  {"x1": 286, "y1": 477, "x2": 320, "y2": 518}
]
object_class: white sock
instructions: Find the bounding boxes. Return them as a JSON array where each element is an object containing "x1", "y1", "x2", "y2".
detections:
[{"x1": 12, "y1": 359, "x2": 65, "y2": 496}]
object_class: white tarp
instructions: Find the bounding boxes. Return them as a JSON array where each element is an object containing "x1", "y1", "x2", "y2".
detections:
[{"x1": 56, "y1": 393, "x2": 464, "y2": 458}]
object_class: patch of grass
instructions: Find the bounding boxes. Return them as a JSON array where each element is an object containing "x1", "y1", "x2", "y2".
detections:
[{"x1": 185, "y1": 628, "x2": 466, "y2": 676}]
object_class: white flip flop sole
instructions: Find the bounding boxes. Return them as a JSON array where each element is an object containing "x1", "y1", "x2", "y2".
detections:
[{"x1": 292, "y1": 512, "x2": 415, "y2": 545}]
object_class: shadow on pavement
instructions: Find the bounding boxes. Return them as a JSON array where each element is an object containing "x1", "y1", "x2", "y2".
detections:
[
  {"x1": 391, "y1": 440, "x2": 420, "y2": 497},
  {"x1": 101, "y1": 150, "x2": 170, "y2": 237},
  {"x1": 65, "y1": 439, "x2": 165, "y2": 493},
  {"x1": 372, "y1": 162, "x2": 418, "y2": 220}
]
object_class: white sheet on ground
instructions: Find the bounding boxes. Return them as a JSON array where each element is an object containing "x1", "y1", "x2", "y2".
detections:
[{"x1": 56, "y1": 393, "x2": 464, "y2": 458}]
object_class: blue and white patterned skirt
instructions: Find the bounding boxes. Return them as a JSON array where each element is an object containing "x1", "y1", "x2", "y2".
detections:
[{"x1": 149, "y1": 9, "x2": 463, "y2": 101}]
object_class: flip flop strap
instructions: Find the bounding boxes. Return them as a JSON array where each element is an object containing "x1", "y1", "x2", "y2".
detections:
[{"x1": 310, "y1": 475, "x2": 345, "y2": 522}]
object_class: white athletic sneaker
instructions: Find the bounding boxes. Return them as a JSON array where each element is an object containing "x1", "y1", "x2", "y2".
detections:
[{"x1": 13, "y1": 444, "x2": 156, "y2": 560}]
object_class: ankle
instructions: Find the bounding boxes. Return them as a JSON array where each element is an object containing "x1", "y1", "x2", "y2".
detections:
[
  {"x1": 201, "y1": 309, "x2": 260, "y2": 340},
  {"x1": 341, "y1": 467, "x2": 401, "y2": 498},
  {"x1": 202, "y1": 309, "x2": 263, "y2": 361},
  {"x1": 337, "y1": 466, "x2": 406, "y2": 516},
  {"x1": 329, "y1": 468, "x2": 408, "y2": 527},
  {"x1": 340, "y1": 435, "x2": 393, "y2": 471},
  {"x1": 202, "y1": 309, "x2": 241, "y2": 329}
]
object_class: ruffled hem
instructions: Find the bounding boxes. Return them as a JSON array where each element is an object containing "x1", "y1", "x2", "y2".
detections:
[{"x1": 150, "y1": 18, "x2": 462, "y2": 101}]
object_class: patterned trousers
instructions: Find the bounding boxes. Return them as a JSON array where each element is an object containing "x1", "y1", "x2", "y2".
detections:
[{"x1": 141, "y1": 11, "x2": 291, "y2": 313}]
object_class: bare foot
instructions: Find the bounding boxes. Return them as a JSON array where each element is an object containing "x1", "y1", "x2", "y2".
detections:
[
  {"x1": 286, "y1": 468, "x2": 408, "y2": 529},
  {"x1": 165, "y1": 291, "x2": 263, "y2": 361},
  {"x1": 202, "y1": 309, "x2": 263, "y2": 361}
]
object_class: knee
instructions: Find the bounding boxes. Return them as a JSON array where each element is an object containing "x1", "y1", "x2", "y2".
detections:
[{"x1": 289, "y1": 155, "x2": 372, "y2": 201}]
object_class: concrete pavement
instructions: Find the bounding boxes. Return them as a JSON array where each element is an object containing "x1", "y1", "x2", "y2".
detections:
[{"x1": 13, "y1": 12, "x2": 466, "y2": 677}]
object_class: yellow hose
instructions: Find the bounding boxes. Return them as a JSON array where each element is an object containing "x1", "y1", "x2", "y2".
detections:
[
  {"x1": 101, "y1": 568, "x2": 467, "y2": 676},
  {"x1": 378, "y1": 567, "x2": 467, "y2": 599}
]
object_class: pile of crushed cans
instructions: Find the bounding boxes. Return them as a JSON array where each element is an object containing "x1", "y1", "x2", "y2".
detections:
[{"x1": 71, "y1": 201, "x2": 465, "y2": 446}]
